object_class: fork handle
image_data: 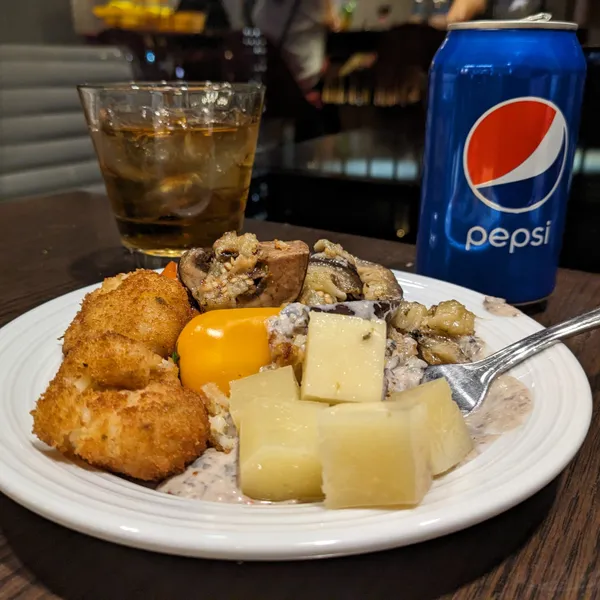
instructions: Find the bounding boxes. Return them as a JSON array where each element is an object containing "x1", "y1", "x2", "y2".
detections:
[{"x1": 480, "y1": 306, "x2": 600, "y2": 379}]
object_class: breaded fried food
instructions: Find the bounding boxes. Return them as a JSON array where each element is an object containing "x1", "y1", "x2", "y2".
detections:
[
  {"x1": 32, "y1": 333, "x2": 209, "y2": 481},
  {"x1": 63, "y1": 270, "x2": 195, "y2": 358}
]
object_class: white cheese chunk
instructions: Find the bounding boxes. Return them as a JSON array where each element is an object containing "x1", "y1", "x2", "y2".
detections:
[
  {"x1": 228, "y1": 365, "x2": 299, "y2": 429},
  {"x1": 239, "y1": 398, "x2": 326, "y2": 502},
  {"x1": 319, "y1": 400, "x2": 432, "y2": 508},
  {"x1": 301, "y1": 312, "x2": 386, "y2": 404},
  {"x1": 389, "y1": 378, "x2": 473, "y2": 475}
]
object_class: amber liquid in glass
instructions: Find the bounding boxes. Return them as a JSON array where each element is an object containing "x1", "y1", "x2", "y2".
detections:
[{"x1": 93, "y1": 118, "x2": 260, "y2": 256}]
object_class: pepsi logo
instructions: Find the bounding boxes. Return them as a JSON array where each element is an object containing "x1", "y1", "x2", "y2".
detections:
[{"x1": 463, "y1": 97, "x2": 568, "y2": 214}]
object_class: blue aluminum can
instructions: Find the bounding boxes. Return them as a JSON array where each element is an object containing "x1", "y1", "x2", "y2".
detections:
[{"x1": 416, "y1": 18, "x2": 586, "y2": 304}]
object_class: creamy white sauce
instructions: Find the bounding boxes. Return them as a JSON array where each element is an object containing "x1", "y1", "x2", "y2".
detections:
[
  {"x1": 385, "y1": 357, "x2": 428, "y2": 394},
  {"x1": 459, "y1": 335, "x2": 486, "y2": 360},
  {"x1": 385, "y1": 335, "x2": 427, "y2": 394},
  {"x1": 158, "y1": 373, "x2": 533, "y2": 503},
  {"x1": 158, "y1": 442, "x2": 298, "y2": 505},
  {"x1": 462, "y1": 374, "x2": 533, "y2": 462},
  {"x1": 484, "y1": 296, "x2": 522, "y2": 317},
  {"x1": 157, "y1": 447, "x2": 252, "y2": 503}
]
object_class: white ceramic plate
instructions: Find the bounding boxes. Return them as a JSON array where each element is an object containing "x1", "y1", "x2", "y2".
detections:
[{"x1": 0, "y1": 272, "x2": 592, "y2": 561}]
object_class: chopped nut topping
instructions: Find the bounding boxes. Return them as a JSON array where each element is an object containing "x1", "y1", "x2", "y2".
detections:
[{"x1": 274, "y1": 239, "x2": 290, "y2": 250}]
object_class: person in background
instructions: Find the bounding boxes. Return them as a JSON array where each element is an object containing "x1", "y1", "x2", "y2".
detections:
[{"x1": 244, "y1": 0, "x2": 340, "y2": 103}]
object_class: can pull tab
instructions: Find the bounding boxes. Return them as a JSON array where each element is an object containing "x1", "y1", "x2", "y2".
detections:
[{"x1": 522, "y1": 12, "x2": 553, "y2": 22}]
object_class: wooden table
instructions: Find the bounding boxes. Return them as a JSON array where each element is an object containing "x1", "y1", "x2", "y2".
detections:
[{"x1": 0, "y1": 192, "x2": 598, "y2": 600}]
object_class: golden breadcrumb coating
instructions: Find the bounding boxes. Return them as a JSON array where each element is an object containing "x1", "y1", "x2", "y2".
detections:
[
  {"x1": 32, "y1": 333, "x2": 209, "y2": 481},
  {"x1": 62, "y1": 270, "x2": 195, "y2": 358}
]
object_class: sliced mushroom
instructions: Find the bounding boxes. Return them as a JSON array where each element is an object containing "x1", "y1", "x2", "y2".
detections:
[
  {"x1": 178, "y1": 234, "x2": 309, "y2": 311},
  {"x1": 239, "y1": 240, "x2": 309, "y2": 308},
  {"x1": 178, "y1": 247, "x2": 213, "y2": 302}
]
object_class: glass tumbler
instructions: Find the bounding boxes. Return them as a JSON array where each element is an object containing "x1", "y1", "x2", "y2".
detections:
[{"x1": 79, "y1": 82, "x2": 265, "y2": 257}]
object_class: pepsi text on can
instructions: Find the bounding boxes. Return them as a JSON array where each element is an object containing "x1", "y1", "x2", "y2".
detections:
[{"x1": 416, "y1": 21, "x2": 586, "y2": 305}]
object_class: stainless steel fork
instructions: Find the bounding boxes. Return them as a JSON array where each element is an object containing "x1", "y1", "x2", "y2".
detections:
[{"x1": 421, "y1": 306, "x2": 600, "y2": 414}]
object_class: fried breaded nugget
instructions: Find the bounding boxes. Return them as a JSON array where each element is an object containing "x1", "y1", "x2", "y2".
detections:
[
  {"x1": 63, "y1": 270, "x2": 195, "y2": 358},
  {"x1": 32, "y1": 334, "x2": 209, "y2": 481}
]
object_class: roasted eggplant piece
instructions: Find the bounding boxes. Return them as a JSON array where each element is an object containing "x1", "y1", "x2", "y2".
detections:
[
  {"x1": 180, "y1": 234, "x2": 404, "y2": 312},
  {"x1": 416, "y1": 334, "x2": 469, "y2": 365},
  {"x1": 355, "y1": 259, "x2": 403, "y2": 303},
  {"x1": 426, "y1": 300, "x2": 475, "y2": 337},
  {"x1": 299, "y1": 239, "x2": 403, "y2": 305},
  {"x1": 298, "y1": 256, "x2": 363, "y2": 305},
  {"x1": 393, "y1": 299, "x2": 476, "y2": 365},
  {"x1": 393, "y1": 299, "x2": 475, "y2": 338},
  {"x1": 392, "y1": 301, "x2": 429, "y2": 334}
]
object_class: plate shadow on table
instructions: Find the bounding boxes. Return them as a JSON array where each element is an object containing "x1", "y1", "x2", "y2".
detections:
[{"x1": 1, "y1": 479, "x2": 559, "y2": 600}]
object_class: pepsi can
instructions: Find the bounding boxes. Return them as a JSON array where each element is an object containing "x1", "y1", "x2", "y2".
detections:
[{"x1": 416, "y1": 18, "x2": 586, "y2": 305}]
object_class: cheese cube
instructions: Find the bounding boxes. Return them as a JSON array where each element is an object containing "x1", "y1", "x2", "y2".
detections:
[
  {"x1": 239, "y1": 399, "x2": 326, "y2": 502},
  {"x1": 389, "y1": 378, "x2": 473, "y2": 475},
  {"x1": 319, "y1": 400, "x2": 432, "y2": 508},
  {"x1": 229, "y1": 366, "x2": 299, "y2": 429},
  {"x1": 301, "y1": 312, "x2": 386, "y2": 404}
]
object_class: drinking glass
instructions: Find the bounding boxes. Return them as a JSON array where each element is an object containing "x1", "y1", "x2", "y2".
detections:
[{"x1": 79, "y1": 82, "x2": 265, "y2": 257}]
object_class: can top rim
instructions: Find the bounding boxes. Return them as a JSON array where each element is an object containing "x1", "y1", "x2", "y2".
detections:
[{"x1": 448, "y1": 20, "x2": 578, "y2": 31}]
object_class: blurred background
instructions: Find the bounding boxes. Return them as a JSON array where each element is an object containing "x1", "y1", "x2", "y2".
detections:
[{"x1": 1, "y1": 0, "x2": 599, "y2": 272}]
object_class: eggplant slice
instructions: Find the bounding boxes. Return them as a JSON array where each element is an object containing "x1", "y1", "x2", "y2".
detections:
[
  {"x1": 391, "y1": 299, "x2": 477, "y2": 366},
  {"x1": 299, "y1": 239, "x2": 403, "y2": 306},
  {"x1": 355, "y1": 258, "x2": 404, "y2": 303},
  {"x1": 298, "y1": 256, "x2": 363, "y2": 305},
  {"x1": 392, "y1": 299, "x2": 475, "y2": 338},
  {"x1": 416, "y1": 334, "x2": 469, "y2": 365}
]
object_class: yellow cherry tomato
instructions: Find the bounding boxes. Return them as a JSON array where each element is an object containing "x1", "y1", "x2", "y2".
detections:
[{"x1": 177, "y1": 307, "x2": 281, "y2": 395}]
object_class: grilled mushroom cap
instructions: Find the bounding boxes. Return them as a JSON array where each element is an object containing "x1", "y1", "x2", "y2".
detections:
[
  {"x1": 178, "y1": 238, "x2": 309, "y2": 311},
  {"x1": 178, "y1": 248, "x2": 213, "y2": 303},
  {"x1": 239, "y1": 240, "x2": 310, "y2": 308}
]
